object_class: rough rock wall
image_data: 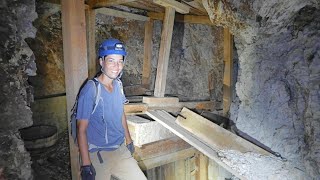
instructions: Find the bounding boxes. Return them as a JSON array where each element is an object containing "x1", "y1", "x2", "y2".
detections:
[
  {"x1": 202, "y1": 0, "x2": 320, "y2": 178},
  {"x1": 96, "y1": 13, "x2": 145, "y2": 85},
  {"x1": 27, "y1": 2, "x2": 64, "y2": 98},
  {"x1": 96, "y1": 15, "x2": 224, "y2": 102},
  {"x1": 27, "y1": 2, "x2": 67, "y2": 135},
  {"x1": 0, "y1": 0, "x2": 37, "y2": 179},
  {"x1": 165, "y1": 23, "x2": 224, "y2": 102}
]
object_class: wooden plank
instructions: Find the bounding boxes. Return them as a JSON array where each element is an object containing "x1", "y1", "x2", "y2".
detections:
[
  {"x1": 182, "y1": 0, "x2": 207, "y2": 14},
  {"x1": 124, "y1": 103, "x2": 148, "y2": 114},
  {"x1": 145, "y1": 110, "x2": 245, "y2": 179},
  {"x1": 86, "y1": 8, "x2": 97, "y2": 78},
  {"x1": 143, "y1": 96, "x2": 179, "y2": 106},
  {"x1": 180, "y1": 101, "x2": 214, "y2": 111},
  {"x1": 153, "y1": 0, "x2": 190, "y2": 14},
  {"x1": 124, "y1": 0, "x2": 164, "y2": 13},
  {"x1": 143, "y1": 97, "x2": 214, "y2": 111},
  {"x1": 208, "y1": 159, "x2": 233, "y2": 180},
  {"x1": 148, "y1": 12, "x2": 213, "y2": 25},
  {"x1": 154, "y1": 7, "x2": 175, "y2": 97},
  {"x1": 195, "y1": 152, "x2": 208, "y2": 180},
  {"x1": 138, "y1": 147, "x2": 196, "y2": 170},
  {"x1": 61, "y1": 0, "x2": 88, "y2": 179},
  {"x1": 189, "y1": 155, "x2": 196, "y2": 179},
  {"x1": 185, "y1": 156, "x2": 192, "y2": 180},
  {"x1": 147, "y1": 12, "x2": 164, "y2": 20},
  {"x1": 163, "y1": 162, "x2": 175, "y2": 180},
  {"x1": 91, "y1": 0, "x2": 137, "y2": 7},
  {"x1": 175, "y1": 159, "x2": 186, "y2": 180},
  {"x1": 142, "y1": 20, "x2": 154, "y2": 89},
  {"x1": 177, "y1": 107, "x2": 271, "y2": 155},
  {"x1": 96, "y1": 8, "x2": 150, "y2": 21},
  {"x1": 134, "y1": 136, "x2": 195, "y2": 170},
  {"x1": 124, "y1": 99, "x2": 214, "y2": 114},
  {"x1": 135, "y1": 136, "x2": 191, "y2": 160},
  {"x1": 176, "y1": 14, "x2": 213, "y2": 25},
  {"x1": 223, "y1": 28, "x2": 233, "y2": 116},
  {"x1": 45, "y1": 0, "x2": 90, "y2": 9}
]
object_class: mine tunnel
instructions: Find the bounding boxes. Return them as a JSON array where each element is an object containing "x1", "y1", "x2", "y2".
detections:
[{"x1": 0, "y1": 0, "x2": 319, "y2": 179}]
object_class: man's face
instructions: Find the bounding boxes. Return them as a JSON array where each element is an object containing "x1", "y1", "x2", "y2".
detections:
[{"x1": 100, "y1": 54, "x2": 124, "y2": 79}]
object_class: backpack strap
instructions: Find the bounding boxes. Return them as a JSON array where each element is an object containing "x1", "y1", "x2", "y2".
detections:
[
  {"x1": 89, "y1": 78, "x2": 101, "y2": 114},
  {"x1": 116, "y1": 78, "x2": 129, "y2": 104}
]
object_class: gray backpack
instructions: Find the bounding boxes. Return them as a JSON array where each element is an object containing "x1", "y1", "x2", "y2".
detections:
[{"x1": 70, "y1": 78, "x2": 101, "y2": 144}]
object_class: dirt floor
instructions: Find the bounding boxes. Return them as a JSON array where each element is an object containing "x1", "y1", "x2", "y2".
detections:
[{"x1": 29, "y1": 131, "x2": 71, "y2": 180}]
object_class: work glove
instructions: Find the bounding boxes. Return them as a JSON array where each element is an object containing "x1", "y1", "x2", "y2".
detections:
[
  {"x1": 80, "y1": 164, "x2": 96, "y2": 180},
  {"x1": 126, "y1": 141, "x2": 135, "y2": 155}
]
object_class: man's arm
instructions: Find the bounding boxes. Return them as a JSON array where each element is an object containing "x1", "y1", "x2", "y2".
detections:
[
  {"x1": 77, "y1": 120, "x2": 91, "y2": 165},
  {"x1": 121, "y1": 112, "x2": 132, "y2": 145}
]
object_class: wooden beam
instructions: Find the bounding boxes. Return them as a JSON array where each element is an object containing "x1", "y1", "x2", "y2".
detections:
[
  {"x1": 148, "y1": 12, "x2": 213, "y2": 25},
  {"x1": 195, "y1": 152, "x2": 208, "y2": 180},
  {"x1": 179, "y1": 101, "x2": 214, "y2": 111},
  {"x1": 208, "y1": 159, "x2": 233, "y2": 179},
  {"x1": 45, "y1": 0, "x2": 90, "y2": 9},
  {"x1": 124, "y1": 103, "x2": 148, "y2": 114},
  {"x1": 143, "y1": 97, "x2": 214, "y2": 111},
  {"x1": 90, "y1": 0, "x2": 137, "y2": 8},
  {"x1": 134, "y1": 136, "x2": 195, "y2": 170},
  {"x1": 124, "y1": 0, "x2": 164, "y2": 13},
  {"x1": 61, "y1": 0, "x2": 88, "y2": 179},
  {"x1": 86, "y1": 8, "x2": 97, "y2": 78},
  {"x1": 223, "y1": 28, "x2": 233, "y2": 116},
  {"x1": 147, "y1": 12, "x2": 164, "y2": 20},
  {"x1": 146, "y1": 110, "x2": 245, "y2": 179},
  {"x1": 154, "y1": 7, "x2": 175, "y2": 97},
  {"x1": 176, "y1": 14, "x2": 213, "y2": 25},
  {"x1": 177, "y1": 107, "x2": 271, "y2": 155},
  {"x1": 124, "y1": 99, "x2": 214, "y2": 115},
  {"x1": 182, "y1": 0, "x2": 207, "y2": 14},
  {"x1": 96, "y1": 8, "x2": 150, "y2": 21},
  {"x1": 139, "y1": 148, "x2": 196, "y2": 170},
  {"x1": 153, "y1": 0, "x2": 190, "y2": 14},
  {"x1": 142, "y1": 20, "x2": 154, "y2": 89},
  {"x1": 143, "y1": 97, "x2": 179, "y2": 105}
]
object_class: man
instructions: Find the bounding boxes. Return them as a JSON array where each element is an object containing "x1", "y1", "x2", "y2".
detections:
[{"x1": 76, "y1": 38, "x2": 147, "y2": 180}]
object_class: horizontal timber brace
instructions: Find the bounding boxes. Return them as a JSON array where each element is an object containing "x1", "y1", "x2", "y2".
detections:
[{"x1": 124, "y1": 97, "x2": 214, "y2": 114}]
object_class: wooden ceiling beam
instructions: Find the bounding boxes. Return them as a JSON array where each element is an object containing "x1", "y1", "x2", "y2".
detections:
[
  {"x1": 152, "y1": 0, "x2": 190, "y2": 14},
  {"x1": 182, "y1": 0, "x2": 207, "y2": 14},
  {"x1": 96, "y1": 7, "x2": 150, "y2": 21},
  {"x1": 124, "y1": 0, "x2": 164, "y2": 13},
  {"x1": 89, "y1": 0, "x2": 138, "y2": 8},
  {"x1": 148, "y1": 12, "x2": 214, "y2": 25}
]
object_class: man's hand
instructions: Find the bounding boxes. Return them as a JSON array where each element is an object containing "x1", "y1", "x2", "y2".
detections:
[
  {"x1": 126, "y1": 141, "x2": 135, "y2": 155},
  {"x1": 81, "y1": 164, "x2": 96, "y2": 180}
]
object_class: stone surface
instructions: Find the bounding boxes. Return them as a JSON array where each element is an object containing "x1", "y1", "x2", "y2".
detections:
[
  {"x1": 166, "y1": 23, "x2": 224, "y2": 102},
  {"x1": 96, "y1": 15, "x2": 224, "y2": 102},
  {"x1": 203, "y1": 0, "x2": 320, "y2": 178},
  {"x1": 0, "y1": 0, "x2": 37, "y2": 179},
  {"x1": 218, "y1": 150, "x2": 308, "y2": 180},
  {"x1": 0, "y1": 132, "x2": 33, "y2": 180},
  {"x1": 27, "y1": 2, "x2": 64, "y2": 98},
  {"x1": 127, "y1": 115, "x2": 175, "y2": 147}
]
